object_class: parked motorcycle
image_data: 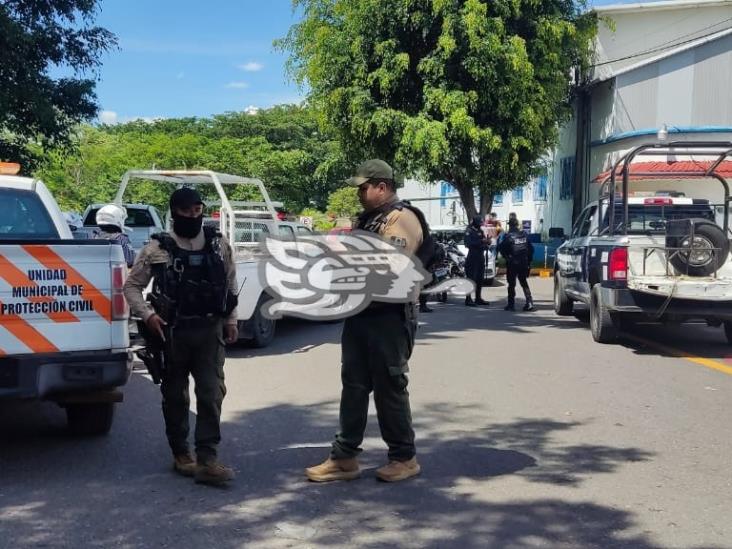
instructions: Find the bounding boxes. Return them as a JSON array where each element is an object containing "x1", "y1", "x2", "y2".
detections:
[
  {"x1": 422, "y1": 240, "x2": 466, "y2": 303},
  {"x1": 444, "y1": 240, "x2": 466, "y2": 278}
]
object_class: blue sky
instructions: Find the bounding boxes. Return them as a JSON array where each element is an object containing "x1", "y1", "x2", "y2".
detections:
[{"x1": 92, "y1": 0, "x2": 655, "y2": 123}]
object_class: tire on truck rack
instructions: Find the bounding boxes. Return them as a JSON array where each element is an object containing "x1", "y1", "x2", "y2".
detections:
[{"x1": 666, "y1": 219, "x2": 729, "y2": 277}]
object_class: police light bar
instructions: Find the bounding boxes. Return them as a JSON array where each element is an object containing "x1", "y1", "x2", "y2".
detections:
[{"x1": 0, "y1": 162, "x2": 20, "y2": 175}]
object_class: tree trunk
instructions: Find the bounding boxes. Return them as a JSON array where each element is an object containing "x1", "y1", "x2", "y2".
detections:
[
  {"x1": 479, "y1": 191, "x2": 493, "y2": 217},
  {"x1": 454, "y1": 179, "x2": 477, "y2": 220}
]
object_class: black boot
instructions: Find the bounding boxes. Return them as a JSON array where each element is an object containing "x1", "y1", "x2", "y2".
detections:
[
  {"x1": 465, "y1": 296, "x2": 476, "y2": 307},
  {"x1": 474, "y1": 283, "x2": 488, "y2": 305},
  {"x1": 420, "y1": 304, "x2": 434, "y2": 313},
  {"x1": 523, "y1": 289, "x2": 534, "y2": 311},
  {"x1": 504, "y1": 301, "x2": 515, "y2": 311}
]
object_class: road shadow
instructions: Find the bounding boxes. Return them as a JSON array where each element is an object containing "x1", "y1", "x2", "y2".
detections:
[
  {"x1": 228, "y1": 317, "x2": 342, "y2": 359},
  {"x1": 0, "y1": 377, "x2": 681, "y2": 548}
]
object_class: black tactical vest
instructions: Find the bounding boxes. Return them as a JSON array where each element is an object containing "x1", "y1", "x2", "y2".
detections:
[
  {"x1": 506, "y1": 231, "x2": 529, "y2": 262},
  {"x1": 150, "y1": 226, "x2": 234, "y2": 321}
]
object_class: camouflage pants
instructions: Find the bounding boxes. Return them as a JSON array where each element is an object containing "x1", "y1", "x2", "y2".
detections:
[
  {"x1": 331, "y1": 303, "x2": 417, "y2": 462},
  {"x1": 161, "y1": 317, "x2": 226, "y2": 464}
]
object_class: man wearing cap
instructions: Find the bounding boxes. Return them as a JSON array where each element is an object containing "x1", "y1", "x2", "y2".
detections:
[
  {"x1": 124, "y1": 187, "x2": 239, "y2": 486},
  {"x1": 306, "y1": 159, "x2": 424, "y2": 483}
]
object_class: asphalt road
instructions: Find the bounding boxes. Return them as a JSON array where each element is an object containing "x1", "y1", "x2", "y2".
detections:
[{"x1": 1, "y1": 277, "x2": 731, "y2": 548}]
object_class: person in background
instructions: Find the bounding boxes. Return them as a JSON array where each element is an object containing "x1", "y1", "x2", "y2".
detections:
[
  {"x1": 464, "y1": 215, "x2": 489, "y2": 306},
  {"x1": 485, "y1": 212, "x2": 502, "y2": 241},
  {"x1": 499, "y1": 217, "x2": 535, "y2": 312},
  {"x1": 94, "y1": 204, "x2": 136, "y2": 268}
]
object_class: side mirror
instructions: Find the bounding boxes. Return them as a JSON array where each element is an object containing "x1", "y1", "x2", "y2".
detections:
[{"x1": 548, "y1": 227, "x2": 565, "y2": 239}]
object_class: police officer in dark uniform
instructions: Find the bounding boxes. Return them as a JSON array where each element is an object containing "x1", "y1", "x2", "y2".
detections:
[
  {"x1": 464, "y1": 216, "x2": 489, "y2": 306},
  {"x1": 306, "y1": 159, "x2": 424, "y2": 483},
  {"x1": 124, "y1": 188, "x2": 239, "y2": 486},
  {"x1": 498, "y1": 217, "x2": 535, "y2": 311}
]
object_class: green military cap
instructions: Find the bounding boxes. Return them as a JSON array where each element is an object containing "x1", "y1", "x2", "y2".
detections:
[{"x1": 346, "y1": 159, "x2": 394, "y2": 187}]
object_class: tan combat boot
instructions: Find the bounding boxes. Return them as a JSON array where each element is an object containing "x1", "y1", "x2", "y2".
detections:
[
  {"x1": 194, "y1": 461, "x2": 236, "y2": 486},
  {"x1": 305, "y1": 457, "x2": 361, "y2": 482},
  {"x1": 173, "y1": 453, "x2": 197, "y2": 477},
  {"x1": 375, "y1": 457, "x2": 421, "y2": 482}
]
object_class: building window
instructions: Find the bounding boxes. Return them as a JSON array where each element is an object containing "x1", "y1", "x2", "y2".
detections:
[
  {"x1": 560, "y1": 157, "x2": 575, "y2": 200},
  {"x1": 439, "y1": 180, "x2": 455, "y2": 207},
  {"x1": 535, "y1": 174, "x2": 548, "y2": 202},
  {"x1": 512, "y1": 186, "x2": 524, "y2": 204},
  {"x1": 493, "y1": 193, "x2": 504, "y2": 205}
]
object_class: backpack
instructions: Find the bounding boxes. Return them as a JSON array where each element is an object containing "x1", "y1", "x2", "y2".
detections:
[
  {"x1": 356, "y1": 200, "x2": 440, "y2": 270},
  {"x1": 395, "y1": 202, "x2": 441, "y2": 270}
]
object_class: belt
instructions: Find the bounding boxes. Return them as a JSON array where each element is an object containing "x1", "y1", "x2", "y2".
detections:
[
  {"x1": 356, "y1": 302, "x2": 409, "y2": 317},
  {"x1": 174, "y1": 315, "x2": 221, "y2": 329}
]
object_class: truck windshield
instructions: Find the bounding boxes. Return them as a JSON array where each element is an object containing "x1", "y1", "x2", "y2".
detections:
[
  {"x1": 0, "y1": 188, "x2": 59, "y2": 240},
  {"x1": 603, "y1": 203, "x2": 715, "y2": 234},
  {"x1": 84, "y1": 207, "x2": 156, "y2": 227}
]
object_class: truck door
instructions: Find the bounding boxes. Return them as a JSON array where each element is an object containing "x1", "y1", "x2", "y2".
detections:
[
  {"x1": 558, "y1": 206, "x2": 591, "y2": 293},
  {"x1": 575, "y1": 205, "x2": 598, "y2": 297}
]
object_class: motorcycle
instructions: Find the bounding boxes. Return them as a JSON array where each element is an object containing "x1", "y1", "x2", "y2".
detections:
[
  {"x1": 444, "y1": 239, "x2": 466, "y2": 278},
  {"x1": 423, "y1": 240, "x2": 466, "y2": 303}
]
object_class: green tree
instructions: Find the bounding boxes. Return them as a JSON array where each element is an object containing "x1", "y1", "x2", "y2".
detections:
[
  {"x1": 327, "y1": 186, "x2": 360, "y2": 217},
  {"x1": 35, "y1": 104, "x2": 355, "y2": 214},
  {"x1": 280, "y1": 0, "x2": 597, "y2": 218},
  {"x1": 0, "y1": 1, "x2": 116, "y2": 168},
  {"x1": 299, "y1": 207, "x2": 334, "y2": 232}
]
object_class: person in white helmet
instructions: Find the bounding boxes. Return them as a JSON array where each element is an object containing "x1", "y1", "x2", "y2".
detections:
[{"x1": 95, "y1": 204, "x2": 136, "y2": 267}]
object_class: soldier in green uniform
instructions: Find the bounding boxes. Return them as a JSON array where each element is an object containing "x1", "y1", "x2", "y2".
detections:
[
  {"x1": 306, "y1": 159, "x2": 425, "y2": 483},
  {"x1": 124, "y1": 187, "x2": 239, "y2": 486}
]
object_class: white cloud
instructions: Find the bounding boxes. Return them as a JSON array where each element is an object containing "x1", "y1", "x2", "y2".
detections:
[
  {"x1": 238, "y1": 61, "x2": 263, "y2": 72},
  {"x1": 98, "y1": 110, "x2": 118, "y2": 125},
  {"x1": 226, "y1": 81, "x2": 250, "y2": 89},
  {"x1": 244, "y1": 105, "x2": 260, "y2": 115}
]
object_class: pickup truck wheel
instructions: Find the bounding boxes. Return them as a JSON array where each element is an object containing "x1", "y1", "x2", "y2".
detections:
[
  {"x1": 668, "y1": 221, "x2": 729, "y2": 276},
  {"x1": 247, "y1": 295, "x2": 276, "y2": 348},
  {"x1": 66, "y1": 402, "x2": 114, "y2": 436},
  {"x1": 724, "y1": 322, "x2": 732, "y2": 344},
  {"x1": 590, "y1": 284, "x2": 618, "y2": 344},
  {"x1": 554, "y1": 271, "x2": 573, "y2": 316}
]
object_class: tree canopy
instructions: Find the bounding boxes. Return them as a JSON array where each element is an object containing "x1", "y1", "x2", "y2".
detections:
[
  {"x1": 0, "y1": 0, "x2": 116, "y2": 168},
  {"x1": 280, "y1": 0, "x2": 597, "y2": 217},
  {"x1": 35, "y1": 105, "x2": 353, "y2": 215}
]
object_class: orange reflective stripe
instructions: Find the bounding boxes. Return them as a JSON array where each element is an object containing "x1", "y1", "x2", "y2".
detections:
[
  {"x1": 0, "y1": 300, "x2": 59, "y2": 353},
  {"x1": 22, "y1": 246, "x2": 112, "y2": 322},
  {"x1": 0, "y1": 253, "x2": 79, "y2": 323}
]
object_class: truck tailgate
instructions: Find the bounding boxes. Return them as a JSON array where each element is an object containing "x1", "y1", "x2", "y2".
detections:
[{"x1": 0, "y1": 241, "x2": 126, "y2": 355}]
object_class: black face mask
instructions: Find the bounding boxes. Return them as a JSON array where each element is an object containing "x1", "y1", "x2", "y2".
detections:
[{"x1": 172, "y1": 214, "x2": 203, "y2": 239}]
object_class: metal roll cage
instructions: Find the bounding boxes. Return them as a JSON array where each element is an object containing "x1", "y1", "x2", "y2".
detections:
[{"x1": 597, "y1": 141, "x2": 732, "y2": 237}]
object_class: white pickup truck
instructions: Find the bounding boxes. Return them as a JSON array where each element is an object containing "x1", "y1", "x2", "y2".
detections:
[
  {"x1": 114, "y1": 170, "x2": 283, "y2": 347},
  {"x1": 554, "y1": 141, "x2": 732, "y2": 344},
  {"x1": 0, "y1": 164, "x2": 132, "y2": 434}
]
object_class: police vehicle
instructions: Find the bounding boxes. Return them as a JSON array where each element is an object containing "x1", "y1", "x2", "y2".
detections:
[{"x1": 554, "y1": 142, "x2": 732, "y2": 344}]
